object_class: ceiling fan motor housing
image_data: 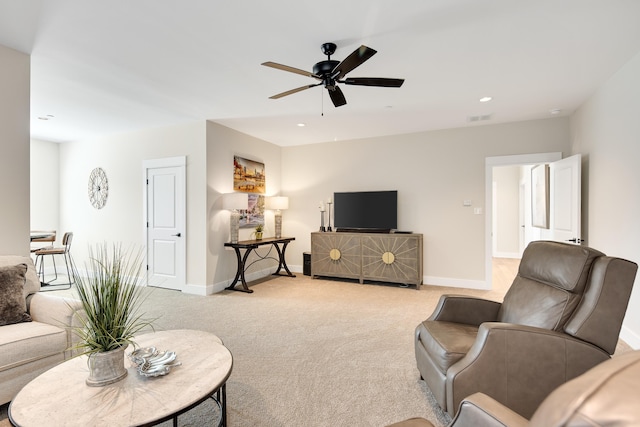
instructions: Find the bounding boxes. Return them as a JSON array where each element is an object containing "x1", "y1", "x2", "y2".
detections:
[{"x1": 313, "y1": 60, "x2": 340, "y2": 89}]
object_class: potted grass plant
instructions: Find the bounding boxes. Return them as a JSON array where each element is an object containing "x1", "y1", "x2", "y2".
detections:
[{"x1": 71, "y1": 243, "x2": 154, "y2": 386}]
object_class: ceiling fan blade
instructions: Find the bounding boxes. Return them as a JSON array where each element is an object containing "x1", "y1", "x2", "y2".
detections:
[
  {"x1": 343, "y1": 77, "x2": 405, "y2": 88},
  {"x1": 269, "y1": 84, "x2": 320, "y2": 99},
  {"x1": 328, "y1": 86, "x2": 347, "y2": 107},
  {"x1": 331, "y1": 45, "x2": 377, "y2": 80},
  {"x1": 261, "y1": 61, "x2": 320, "y2": 79}
]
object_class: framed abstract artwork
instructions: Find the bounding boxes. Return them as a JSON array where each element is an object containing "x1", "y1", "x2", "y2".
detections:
[
  {"x1": 233, "y1": 156, "x2": 265, "y2": 194},
  {"x1": 239, "y1": 194, "x2": 265, "y2": 228}
]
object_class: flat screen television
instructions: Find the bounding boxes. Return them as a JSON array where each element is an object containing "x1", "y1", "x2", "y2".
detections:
[{"x1": 333, "y1": 190, "x2": 397, "y2": 232}]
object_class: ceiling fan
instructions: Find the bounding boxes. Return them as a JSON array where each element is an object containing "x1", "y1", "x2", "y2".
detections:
[{"x1": 261, "y1": 42, "x2": 404, "y2": 108}]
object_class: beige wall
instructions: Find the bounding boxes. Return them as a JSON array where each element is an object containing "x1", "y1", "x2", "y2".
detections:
[
  {"x1": 30, "y1": 138, "x2": 60, "y2": 235},
  {"x1": 493, "y1": 165, "x2": 521, "y2": 257},
  {"x1": 205, "y1": 121, "x2": 283, "y2": 293},
  {"x1": 37, "y1": 120, "x2": 282, "y2": 295},
  {"x1": 57, "y1": 121, "x2": 208, "y2": 288},
  {"x1": 0, "y1": 44, "x2": 30, "y2": 255},
  {"x1": 570, "y1": 50, "x2": 640, "y2": 347},
  {"x1": 282, "y1": 118, "x2": 570, "y2": 287}
]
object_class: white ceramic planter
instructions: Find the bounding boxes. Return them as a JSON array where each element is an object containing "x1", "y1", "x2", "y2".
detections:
[{"x1": 86, "y1": 346, "x2": 128, "y2": 387}]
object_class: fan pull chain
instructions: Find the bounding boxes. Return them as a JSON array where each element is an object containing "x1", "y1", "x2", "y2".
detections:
[{"x1": 321, "y1": 88, "x2": 324, "y2": 116}]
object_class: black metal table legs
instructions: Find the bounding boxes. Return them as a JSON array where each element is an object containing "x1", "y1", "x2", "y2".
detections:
[{"x1": 225, "y1": 238, "x2": 296, "y2": 293}]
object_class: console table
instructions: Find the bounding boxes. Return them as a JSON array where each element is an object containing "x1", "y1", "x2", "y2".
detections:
[
  {"x1": 224, "y1": 237, "x2": 296, "y2": 293},
  {"x1": 311, "y1": 232, "x2": 423, "y2": 289}
]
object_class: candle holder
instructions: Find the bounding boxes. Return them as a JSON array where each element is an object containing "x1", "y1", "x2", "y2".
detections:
[
  {"x1": 320, "y1": 210, "x2": 326, "y2": 232},
  {"x1": 326, "y1": 201, "x2": 332, "y2": 232}
]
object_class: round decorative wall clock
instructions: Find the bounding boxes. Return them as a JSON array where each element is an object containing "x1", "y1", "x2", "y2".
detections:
[{"x1": 88, "y1": 167, "x2": 109, "y2": 209}]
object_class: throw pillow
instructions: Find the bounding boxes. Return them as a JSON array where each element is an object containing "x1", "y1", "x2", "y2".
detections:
[{"x1": 0, "y1": 263, "x2": 32, "y2": 326}]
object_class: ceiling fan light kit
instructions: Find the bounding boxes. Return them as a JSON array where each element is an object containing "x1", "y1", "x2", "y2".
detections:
[{"x1": 262, "y1": 42, "x2": 404, "y2": 108}]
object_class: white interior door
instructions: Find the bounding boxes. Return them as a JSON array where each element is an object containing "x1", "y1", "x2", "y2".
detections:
[
  {"x1": 145, "y1": 157, "x2": 186, "y2": 290},
  {"x1": 549, "y1": 154, "x2": 582, "y2": 244}
]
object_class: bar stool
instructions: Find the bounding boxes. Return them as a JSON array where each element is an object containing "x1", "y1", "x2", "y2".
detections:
[
  {"x1": 30, "y1": 230, "x2": 56, "y2": 253},
  {"x1": 34, "y1": 232, "x2": 74, "y2": 290}
]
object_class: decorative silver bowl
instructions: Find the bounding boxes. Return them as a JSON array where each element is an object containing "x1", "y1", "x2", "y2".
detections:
[{"x1": 128, "y1": 347, "x2": 181, "y2": 377}]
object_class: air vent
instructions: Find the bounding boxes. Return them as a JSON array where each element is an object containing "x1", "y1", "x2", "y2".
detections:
[{"x1": 467, "y1": 114, "x2": 492, "y2": 122}]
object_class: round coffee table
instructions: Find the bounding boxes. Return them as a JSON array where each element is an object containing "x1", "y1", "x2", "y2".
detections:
[{"x1": 9, "y1": 329, "x2": 232, "y2": 426}]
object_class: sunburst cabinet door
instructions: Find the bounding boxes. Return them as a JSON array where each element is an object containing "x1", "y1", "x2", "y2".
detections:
[
  {"x1": 310, "y1": 232, "x2": 423, "y2": 288},
  {"x1": 361, "y1": 234, "x2": 423, "y2": 287},
  {"x1": 311, "y1": 232, "x2": 362, "y2": 281}
]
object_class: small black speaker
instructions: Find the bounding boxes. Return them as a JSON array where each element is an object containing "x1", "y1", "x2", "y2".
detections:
[{"x1": 303, "y1": 252, "x2": 311, "y2": 276}]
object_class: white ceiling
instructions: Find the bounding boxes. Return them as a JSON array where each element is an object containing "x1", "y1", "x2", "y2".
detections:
[{"x1": 1, "y1": 0, "x2": 640, "y2": 147}]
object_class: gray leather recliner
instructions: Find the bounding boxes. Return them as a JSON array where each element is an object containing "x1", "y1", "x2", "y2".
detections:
[
  {"x1": 414, "y1": 241, "x2": 637, "y2": 418},
  {"x1": 390, "y1": 350, "x2": 640, "y2": 427}
]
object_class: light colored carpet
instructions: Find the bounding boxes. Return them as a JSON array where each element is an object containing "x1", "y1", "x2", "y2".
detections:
[
  {"x1": 2, "y1": 275, "x2": 483, "y2": 427},
  {"x1": 0, "y1": 261, "x2": 630, "y2": 426}
]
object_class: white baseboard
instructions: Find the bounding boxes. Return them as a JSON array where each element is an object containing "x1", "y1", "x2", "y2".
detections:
[
  {"x1": 423, "y1": 275, "x2": 490, "y2": 290},
  {"x1": 182, "y1": 283, "x2": 210, "y2": 295},
  {"x1": 195, "y1": 267, "x2": 491, "y2": 294},
  {"x1": 620, "y1": 325, "x2": 640, "y2": 350},
  {"x1": 288, "y1": 264, "x2": 303, "y2": 274},
  {"x1": 181, "y1": 265, "x2": 305, "y2": 296}
]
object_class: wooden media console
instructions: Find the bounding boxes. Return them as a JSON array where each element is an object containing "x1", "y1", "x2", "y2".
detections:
[{"x1": 310, "y1": 232, "x2": 423, "y2": 289}]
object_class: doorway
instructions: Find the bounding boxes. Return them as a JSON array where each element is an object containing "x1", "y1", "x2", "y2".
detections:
[
  {"x1": 485, "y1": 152, "x2": 563, "y2": 289},
  {"x1": 487, "y1": 153, "x2": 583, "y2": 289}
]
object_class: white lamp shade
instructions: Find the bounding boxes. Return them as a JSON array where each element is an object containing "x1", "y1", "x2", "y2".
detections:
[
  {"x1": 267, "y1": 196, "x2": 289, "y2": 210},
  {"x1": 222, "y1": 192, "x2": 247, "y2": 210}
]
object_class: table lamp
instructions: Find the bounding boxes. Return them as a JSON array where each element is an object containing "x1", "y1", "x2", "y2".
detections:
[
  {"x1": 267, "y1": 196, "x2": 289, "y2": 238},
  {"x1": 223, "y1": 193, "x2": 247, "y2": 243}
]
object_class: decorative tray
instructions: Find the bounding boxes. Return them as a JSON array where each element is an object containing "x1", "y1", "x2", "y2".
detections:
[{"x1": 128, "y1": 347, "x2": 182, "y2": 377}]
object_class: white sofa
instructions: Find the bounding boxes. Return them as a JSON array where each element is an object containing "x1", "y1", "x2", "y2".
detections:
[{"x1": 0, "y1": 255, "x2": 83, "y2": 405}]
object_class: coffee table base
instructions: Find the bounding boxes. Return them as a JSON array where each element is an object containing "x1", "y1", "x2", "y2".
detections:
[{"x1": 163, "y1": 387, "x2": 224, "y2": 427}]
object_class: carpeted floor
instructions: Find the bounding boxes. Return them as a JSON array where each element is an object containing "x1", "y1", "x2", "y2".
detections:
[{"x1": 0, "y1": 262, "x2": 631, "y2": 426}]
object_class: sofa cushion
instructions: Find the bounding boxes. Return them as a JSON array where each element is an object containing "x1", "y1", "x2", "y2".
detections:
[
  {"x1": 0, "y1": 321, "x2": 67, "y2": 372},
  {"x1": 417, "y1": 321, "x2": 478, "y2": 374},
  {"x1": 517, "y1": 241, "x2": 603, "y2": 293},
  {"x1": 0, "y1": 264, "x2": 32, "y2": 326},
  {"x1": 0, "y1": 256, "x2": 40, "y2": 297},
  {"x1": 498, "y1": 241, "x2": 605, "y2": 331},
  {"x1": 498, "y1": 277, "x2": 571, "y2": 330}
]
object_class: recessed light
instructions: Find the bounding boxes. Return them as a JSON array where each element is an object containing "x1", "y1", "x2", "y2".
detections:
[
  {"x1": 549, "y1": 109, "x2": 562, "y2": 115},
  {"x1": 297, "y1": 123, "x2": 306, "y2": 127},
  {"x1": 479, "y1": 96, "x2": 492, "y2": 103}
]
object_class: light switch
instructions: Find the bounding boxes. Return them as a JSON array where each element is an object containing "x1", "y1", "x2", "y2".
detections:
[
  {"x1": 463, "y1": 200, "x2": 472, "y2": 207},
  {"x1": 474, "y1": 207, "x2": 483, "y2": 215}
]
